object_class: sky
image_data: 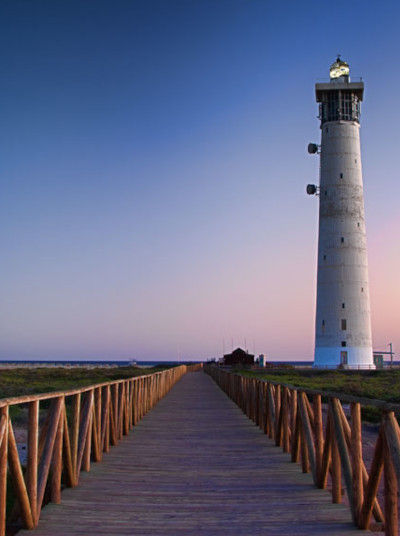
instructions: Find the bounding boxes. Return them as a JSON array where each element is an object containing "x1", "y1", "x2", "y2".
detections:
[{"x1": 0, "y1": 0, "x2": 399, "y2": 362}]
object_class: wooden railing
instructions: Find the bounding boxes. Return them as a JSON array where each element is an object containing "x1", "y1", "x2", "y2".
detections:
[
  {"x1": 0, "y1": 364, "x2": 200, "y2": 535},
  {"x1": 205, "y1": 365, "x2": 400, "y2": 535}
]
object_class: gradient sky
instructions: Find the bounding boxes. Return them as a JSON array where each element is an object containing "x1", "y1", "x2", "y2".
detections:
[{"x1": 0, "y1": 0, "x2": 399, "y2": 362}]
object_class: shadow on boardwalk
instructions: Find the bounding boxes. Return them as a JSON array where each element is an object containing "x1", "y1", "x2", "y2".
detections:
[{"x1": 20, "y1": 372, "x2": 364, "y2": 535}]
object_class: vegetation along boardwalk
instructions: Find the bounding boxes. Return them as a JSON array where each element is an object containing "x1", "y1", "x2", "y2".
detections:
[{"x1": 20, "y1": 370, "x2": 365, "y2": 535}]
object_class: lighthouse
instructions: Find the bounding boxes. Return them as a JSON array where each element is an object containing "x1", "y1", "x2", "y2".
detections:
[{"x1": 307, "y1": 58, "x2": 374, "y2": 369}]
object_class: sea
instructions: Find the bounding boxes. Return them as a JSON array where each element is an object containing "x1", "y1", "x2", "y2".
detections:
[
  {"x1": 0, "y1": 359, "x2": 313, "y2": 367},
  {"x1": 1, "y1": 359, "x2": 397, "y2": 367}
]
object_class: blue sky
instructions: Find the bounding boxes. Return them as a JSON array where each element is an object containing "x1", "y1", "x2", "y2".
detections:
[{"x1": 1, "y1": 0, "x2": 399, "y2": 361}]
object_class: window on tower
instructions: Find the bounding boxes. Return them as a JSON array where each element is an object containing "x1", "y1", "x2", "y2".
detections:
[
  {"x1": 340, "y1": 173, "x2": 343, "y2": 179},
  {"x1": 341, "y1": 341, "x2": 347, "y2": 347},
  {"x1": 341, "y1": 237, "x2": 344, "y2": 243},
  {"x1": 341, "y1": 319, "x2": 347, "y2": 330},
  {"x1": 342, "y1": 303, "x2": 345, "y2": 309}
]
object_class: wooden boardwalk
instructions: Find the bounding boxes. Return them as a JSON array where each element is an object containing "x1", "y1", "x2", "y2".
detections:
[{"x1": 20, "y1": 371, "x2": 365, "y2": 535}]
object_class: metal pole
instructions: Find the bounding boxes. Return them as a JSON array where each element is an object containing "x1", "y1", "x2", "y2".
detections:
[{"x1": 389, "y1": 342, "x2": 393, "y2": 367}]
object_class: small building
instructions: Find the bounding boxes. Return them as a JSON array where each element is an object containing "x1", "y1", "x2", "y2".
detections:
[{"x1": 223, "y1": 348, "x2": 254, "y2": 367}]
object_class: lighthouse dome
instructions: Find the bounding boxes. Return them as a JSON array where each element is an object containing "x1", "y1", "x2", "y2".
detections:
[{"x1": 329, "y1": 56, "x2": 350, "y2": 79}]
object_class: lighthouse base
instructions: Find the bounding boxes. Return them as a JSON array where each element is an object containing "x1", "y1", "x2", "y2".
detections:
[{"x1": 313, "y1": 346, "x2": 375, "y2": 370}]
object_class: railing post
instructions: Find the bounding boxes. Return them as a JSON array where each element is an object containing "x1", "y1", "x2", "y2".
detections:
[
  {"x1": 313, "y1": 394, "x2": 323, "y2": 483},
  {"x1": 384, "y1": 430, "x2": 398, "y2": 536},
  {"x1": 50, "y1": 398, "x2": 64, "y2": 503},
  {"x1": 0, "y1": 407, "x2": 8, "y2": 536},
  {"x1": 351, "y1": 402, "x2": 363, "y2": 524},
  {"x1": 27, "y1": 400, "x2": 39, "y2": 524},
  {"x1": 71, "y1": 393, "x2": 81, "y2": 483}
]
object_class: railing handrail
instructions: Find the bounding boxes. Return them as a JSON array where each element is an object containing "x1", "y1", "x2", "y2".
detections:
[
  {"x1": 0, "y1": 362, "x2": 203, "y2": 534},
  {"x1": 0, "y1": 368, "x2": 170, "y2": 408},
  {"x1": 205, "y1": 364, "x2": 400, "y2": 535},
  {"x1": 226, "y1": 371, "x2": 400, "y2": 413}
]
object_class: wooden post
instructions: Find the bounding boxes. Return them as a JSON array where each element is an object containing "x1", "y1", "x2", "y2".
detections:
[
  {"x1": 37, "y1": 397, "x2": 63, "y2": 518},
  {"x1": 383, "y1": 411, "x2": 400, "y2": 490},
  {"x1": 337, "y1": 400, "x2": 384, "y2": 523},
  {"x1": 27, "y1": 400, "x2": 39, "y2": 524},
  {"x1": 264, "y1": 383, "x2": 270, "y2": 436},
  {"x1": 299, "y1": 414, "x2": 310, "y2": 473},
  {"x1": 290, "y1": 390, "x2": 299, "y2": 461},
  {"x1": 383, "y1": 427, "x2": 398, "y2": 536},
  {"x1": 94, "y1": 387, "x2": 102, "y2": 460},
  {"x1": 291, "y1": 408, "x2": 300, "y2": 463},
  {"x1": 313, "y1": 394, "x2": 323, "y2": 483},
  {"x1": 102, "y1": 385, "x2": 110, "y2": 452},
  {"x1": 331, "y1": 431, "x2": 342, "y2": 503},
  {"x1": 267, "y1": 384, "x2": 276, "y2": 440},
  {"x1": 359, "y1": 426, "x2": 384, "y2": 529},
  {"x1": 282, "y1": 387, "x2": 290, "y2": 453},
  {"x1": 62, "y1": 410, "x2": 75, "y2": 488},
  {"x1": 274, "y1": 385, "x2": 281, "y2": 441},
  {"x1": 330, "y1": 398, "x2": 354, "y2": 512},
  {"x1": 7, "y1": 420, "x2": 34, "y2": 528},
  {"x1": 0, "y1": 407, "x2": 8, "y2": 536},
  {"x1": 50, "y1": 401, "x2": 64, "y2": 503},
  {"x1": 319, "y1": 413, "x2": 332, "y2": 489},
  {"x1": 299, "y1": 392, "x2": 315, "y2": 479},
  {"x1": 91, "y1": 401, "x2": 101, "y2": 462},
  {"x1": 76, "y1": 391, "x2": 93, "y2": 477},
  {"x1": 71, "y1": 392, "x2": 81, "y2": 485},
  {"x1": 350, "y1": 402, "x2": 363, "y2": 525},
  {"x1": 83, "y1": 395, "x2": 93, "y2": 472}
]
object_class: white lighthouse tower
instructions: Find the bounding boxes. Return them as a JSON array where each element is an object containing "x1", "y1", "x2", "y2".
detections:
[{"x1": 307, "y1": 57, "x2": 374, "y2": 369}]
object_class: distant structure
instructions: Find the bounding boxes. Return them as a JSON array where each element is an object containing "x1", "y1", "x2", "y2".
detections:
[
  {"x1": 223, "y1": 348, "x2": 254, "y2": 367},
  {"x1": 258, "y1": 354, "x2": 267, "y2": 367},
  {"x1": 307, "y1": 57, "x2": 374, "y2": 369}
]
